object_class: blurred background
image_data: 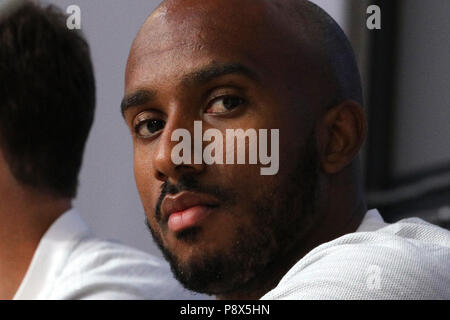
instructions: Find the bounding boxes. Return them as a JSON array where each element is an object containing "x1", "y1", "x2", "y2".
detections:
[
  {"x1": 13, "y1": 0, "x2": 449, "y2": 269},
  {"x1": 349, "y1": 0, "x2": 450, "y2": 229}
]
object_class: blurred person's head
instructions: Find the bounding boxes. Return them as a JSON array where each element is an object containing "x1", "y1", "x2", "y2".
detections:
[
  {"x1": 0, "y1": 1, "x2": 95, "y2": 200},
  {"x1": 123, "y1": 0, "x2": 366, "y2": 299}
]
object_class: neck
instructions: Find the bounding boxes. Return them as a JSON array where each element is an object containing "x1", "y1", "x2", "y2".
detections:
[
  {"x1": 217, "y1": 170, "x2": 366, "y2": 300},
  {"x1": 215, "y1": 249, "x2": 306, "y2": 300},
  {"x1": 0, "y1": 183, "x2": 71, "y2": 299}
]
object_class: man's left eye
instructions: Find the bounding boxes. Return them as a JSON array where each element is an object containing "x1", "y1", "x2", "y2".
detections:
[{"x1": 206, "y1": 95, "x2": 245, "y2": 114}]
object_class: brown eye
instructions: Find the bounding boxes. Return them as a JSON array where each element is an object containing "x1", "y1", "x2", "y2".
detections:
[
  {"x1": 206, "y1": 95, "x2": 245, "y2": 114},
  {"x1": 135, "y1": 119, "x2": 166, "y2": 138}
]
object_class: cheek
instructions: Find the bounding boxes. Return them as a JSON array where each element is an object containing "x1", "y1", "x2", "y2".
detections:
[
  {"x1": 134, "y1": 152, "x2": 163, "y2": 236},
  {"x1": 133, "y1": 146, "x2": 157, "y2": 209}
]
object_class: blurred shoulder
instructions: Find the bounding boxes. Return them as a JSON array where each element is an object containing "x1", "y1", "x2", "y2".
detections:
[{"x1": 50, "y1": 234, "x2": 200, "y2": 299}]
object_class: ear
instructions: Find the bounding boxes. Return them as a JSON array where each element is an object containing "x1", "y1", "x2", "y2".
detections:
[{"x1": 317, "y1": 100, "x2": 367, "y2": 174}]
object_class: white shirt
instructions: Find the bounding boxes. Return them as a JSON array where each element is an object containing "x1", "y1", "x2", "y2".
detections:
[
  {"x1": 13, "y1": 208, "x2": 198, "y2": 299},
  {"x1": 261, "y1": 209, "x2": 450, "y2": 300}
]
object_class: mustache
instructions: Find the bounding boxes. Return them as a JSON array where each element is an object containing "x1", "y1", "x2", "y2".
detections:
[{"x1": 154, "y1": 175, "x2": 236, "y2": 222}]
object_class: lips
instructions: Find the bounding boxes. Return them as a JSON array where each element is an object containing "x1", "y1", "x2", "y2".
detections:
[{"x1": 161, "y1": 191, "x2": 219, "y2": 232}]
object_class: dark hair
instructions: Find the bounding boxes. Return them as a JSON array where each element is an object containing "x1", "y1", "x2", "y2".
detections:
[{"x1": 0, "y1": 1, "x2": 95, "y2": 198}]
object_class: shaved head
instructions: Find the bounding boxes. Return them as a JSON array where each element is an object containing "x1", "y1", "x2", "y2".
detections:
[
  {"x1": 128, "y1": 0, "x2": 362, "y2": 113},
  {"x1": 271, "y1": 0, "x2": 363, "y2": 104},
  {"x1": 125, "y1": 0, "x2": 366, "y2": 299}
]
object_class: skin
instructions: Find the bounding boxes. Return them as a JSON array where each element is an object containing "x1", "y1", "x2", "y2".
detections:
[
  {"x1": 123, "y1": 0, "x2": 367, "y2": 299},
  {"x1": 0, "y1": 148, "x2": 71, "y2": 299}
]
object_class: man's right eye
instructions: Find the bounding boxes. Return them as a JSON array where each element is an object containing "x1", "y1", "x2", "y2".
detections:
[{"x1": 134, "y1": 119, "x2": 166, "y2": 138}]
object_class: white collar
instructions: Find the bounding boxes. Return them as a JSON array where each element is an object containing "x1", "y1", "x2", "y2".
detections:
[
  {"x1": 13, "y1": 208, "x2": 91, "y2": 299},
  {"x1": 355, "y1": 208, "x2": 388, "y2": 233}
]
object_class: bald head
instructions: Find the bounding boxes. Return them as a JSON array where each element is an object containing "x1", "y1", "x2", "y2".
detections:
[
  {"x1": 127, "y1": 0, "x2": 362, "y2": 113},
  {"x1": 285, "y1": 0, "x2": 363, "y2": 105}
]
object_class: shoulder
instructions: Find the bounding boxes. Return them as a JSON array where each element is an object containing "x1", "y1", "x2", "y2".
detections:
[
  {"x1": 263, "y1": 219, "x2": 450, "y2": 300},
  {"x1": 47, "y1": 236, "x2": 194, "y2": 299}
]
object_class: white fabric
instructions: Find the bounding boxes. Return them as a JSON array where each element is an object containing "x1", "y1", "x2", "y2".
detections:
[
  {"x1": 261, "y1": 209, "x2": 450, "y2": 300},
  {"x1": 13, "y1": 208, "x2": 196, "y2": 300}
]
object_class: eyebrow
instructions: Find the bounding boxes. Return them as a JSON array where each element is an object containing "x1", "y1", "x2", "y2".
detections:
[
  {"x1": 120, "y1": 62, "x2": 259, "y2": 116},
  {"x1": 121, "y1": 89, "x2": 156, "y2": 116}
]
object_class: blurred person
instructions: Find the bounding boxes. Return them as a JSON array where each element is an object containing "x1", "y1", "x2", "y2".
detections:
[
  {"x1": 122, "y1": 0, "x2": 450, "y2": 299},
  {"x1": 0, "y1": 1, "x2": 191, "y2": 299}
]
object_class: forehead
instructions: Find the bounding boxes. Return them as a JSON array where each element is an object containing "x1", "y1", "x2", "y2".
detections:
[
  {"x1": 137, "y1": 0, "x2": 270, "y2": 50},
  {"x1": 125, "y1": 1, "x2": 288, "y2": 91}
]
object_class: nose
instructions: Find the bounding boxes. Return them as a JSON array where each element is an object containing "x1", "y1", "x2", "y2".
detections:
[{"x1": 152, "y1": 116, "x2": 206, "y2": 182}]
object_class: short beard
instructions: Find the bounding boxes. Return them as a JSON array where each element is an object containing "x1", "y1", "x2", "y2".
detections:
[{"x1": 145, "y1": 131, "x2": 319, "y2": 297}]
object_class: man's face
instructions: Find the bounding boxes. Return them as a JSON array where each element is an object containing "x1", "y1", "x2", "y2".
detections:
[{"x1": 123, "y1": 1, "x2": 324, "y2": 295}]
